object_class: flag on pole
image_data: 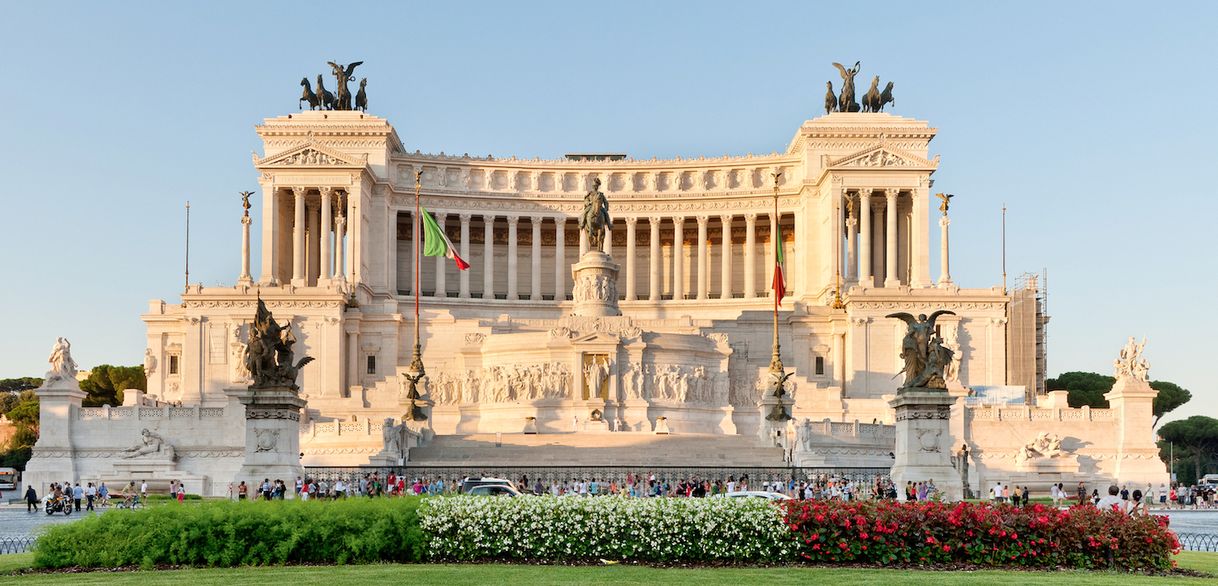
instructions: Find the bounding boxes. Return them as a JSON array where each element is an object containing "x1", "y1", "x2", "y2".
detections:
[
  {"x1": 420, "y1": 206, "x2": 470, "y2": 270},
  {"x1": 772, "y1": 223, "x2": 786, "y2": 303}
]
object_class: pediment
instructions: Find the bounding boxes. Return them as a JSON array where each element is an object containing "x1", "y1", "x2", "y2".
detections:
[
  {"x1": 829, "y1": 145, "x2": 937, "y2": 169},
  {"x1": 255, "y1": 142, "x2": 365, "y2": 168},
  {"x1": 570, "y1": 331, "x2": 623, "y2": 345}
]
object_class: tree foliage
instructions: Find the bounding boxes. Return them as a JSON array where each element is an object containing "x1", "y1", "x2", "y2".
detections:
[
  {"x1": 78, "y1": 364, "x2": 146, "y2": 407},
  {"x1": 1046, "y1": 371, "x2": 1113, "y2": 408},
  {"x1": 0, "y1": 376, "x2": 42, "y2": 393},
  {"x1": 1158, "y1": 416, "x2": 1218, "y2": 484},
  {"x1": 1045, "y1": 371, "x2": 1191, "y2": 424},
  {"x1": 0, "y1": 389, "x2": 39, "y2": 470}
]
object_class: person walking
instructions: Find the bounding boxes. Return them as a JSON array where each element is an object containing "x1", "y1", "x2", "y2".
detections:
[
  {"x1": 72, "y1": 482, "x2": 84, "y2": 512},
  {"x1": 85, "y1": 482, "x2": 96, "y2": 511},
  {"x1": 25, "y1": 485, "x2": 38, "y2": 512}
]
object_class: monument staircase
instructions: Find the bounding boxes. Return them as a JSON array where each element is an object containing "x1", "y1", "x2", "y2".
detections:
[{"x1": 407, "y1": 432, "x2": 787, "y2": 467}]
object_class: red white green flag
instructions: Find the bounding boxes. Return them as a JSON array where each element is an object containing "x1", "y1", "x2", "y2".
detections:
[
  {"x1": 772, "y1": 223, "x2": 786, "y2": 303},
  {"x1": 420, "y1": 206, "x2": 470, "y2": 270}
]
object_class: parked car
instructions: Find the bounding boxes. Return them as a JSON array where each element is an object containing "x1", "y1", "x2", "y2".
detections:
[
  {"x1": 466, "y1": 484, "x2": 522, "y2": 497},
  {"x1": 715, "y1": 490, "x2": 792, "y2": 501}
]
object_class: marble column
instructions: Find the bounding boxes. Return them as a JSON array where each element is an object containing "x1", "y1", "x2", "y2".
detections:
[
  {"x1": 334, "y1": 211, "x2": 347, "y2": 286},
  {"x1": 859, "y1": 189, "x2": 873, "y2": 287},
  {"x1": 845, "y1": 214, "x2": 858, "y2": 284},
  {"x1": 579, "y1": 228, "x2": 589, "y2": 257},
  {"x1": 530, "y1": 216, "x2": 542, "y2": 300},
  {"x1": 648, "y1": 216, "x2": 661, "y2": 301},
  {"x1": 885, "y1": 189, "x2": 899, "y2": 288},
  {"x1": 434, "y1": 212, "x2": 447, "y2": 298},
  {"x1": 482, "y1": 215, "x2": 495, "y2": 300},
  {"x1": 744, "y1": 213, "x2": 757, "y2": 298},
  {"x1": 719, "y1": 214, "x2": 732, "y2": 299},
  {"x1": 911, "y1": 186, "x2": 932, "y2": 287},
  {"x1": 346, "y1": 330, "x2": 359, "y2": 392},
  {"x1": 696, "y1": 215, "x2": 709, "y2": 300},
  {"x1": 768, "y1": 212, "x2": 778, "y2": 298},
  {"x1": 507, "y1": 216, "x2": 519, "y2": 300},
  {"x1": 602, "y1": 220, "x2": 613, "y2": 255},
  {"x1": 291, "y1": 187, "x2": 306, "y2": 286},
  {"x1": 458, "y1": 213, "x2": 471, "y2": 298},
  {"x1": 238, "y1": 213, "x2": 253, "y2": 285},
  {"x1": 624, "y1": 217, "x2": 638, "y2": 300},
  {"x1": 939, "y1": 215, "x2": 953, "y2": 286},
  {"x1": 554, "y1": 217, "x2": 566, "y2": 300},
  {"x1": 673, "y1": 217, "x2": 685, "y2": 300},
  {"x1": 306, "y1": 202, "x2": 320, "y2": 286},
  {"x1": 319, "y1": 187, "x2": 333, "y2": 282}
]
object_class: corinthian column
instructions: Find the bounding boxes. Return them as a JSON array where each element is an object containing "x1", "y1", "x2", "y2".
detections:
[
  {"x1": 859, "y1": 189, "x2": 873, "y2": 287},
  {"x1": 291, "y1": 186, "x2": 306, "y2": 286},
  {"x1": 885, "y1": 189, "x2": 899, "y2": 288},
  {"x1": 696, "y1": 215, "x2": 709, "y2": 300},
  {"x1": 648, "y1": 216, "x2": 661, "y2": 301},
  {"x1": 482, "y1": 215, "x2": 495, "y2": 300},
  {"x1": 719, "y1": 214, "x2": 732, "y2": 299},
  {"x1": 434, "y1": 212, "x2": 447, "y2": 298},
  {"x1": 239, "y1": 213, "x2": 253, "y2": 285},
  {"x1": 319, "y1": 187, "x2": 333, "y2": 283},
  {"x1": 845, "y1": 214, "x2": 858, "y2": 285},
  {"x1": 530, "y1": 216, "x2": 542, "y2": 300},
  {"x1": 458, "y1": 213, "x2": 471, "y2": 298},
  {"x1": 624, "y1": 217, "x2": 638, "y2": 300},
  {"x1": 506, "y1": 215, "x2": 519, "y2": 300},
  {"x1": 673, "y1": 217, "x2": 685, "y2": 300},
  {"x1": 744, "y1": 213, "x2": 756, "y2": 298},
  {"x1": 939, "y1": 214, "x2": 953, "y2": 286},
  {"x1": 554, "y1": 216, "x2": 566, "y2": 300}
]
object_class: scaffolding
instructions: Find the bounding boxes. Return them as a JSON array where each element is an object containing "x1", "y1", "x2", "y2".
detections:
[{"x1": 1007, "y1": 270, "x2": 1050, "y2": 402}]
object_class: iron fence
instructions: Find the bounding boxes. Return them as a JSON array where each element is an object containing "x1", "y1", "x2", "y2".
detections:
[
  {"x1": 304, "y1": 465, "x2": 892, "y2": 498},
  {"x1": 1177, "y1": 532, "x2": 1218, "y2": 552},
  {"x1": 0, "y1": 535, "x2": 37, "y2": 554}
]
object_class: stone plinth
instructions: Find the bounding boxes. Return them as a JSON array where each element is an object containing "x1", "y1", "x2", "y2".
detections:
[
  {"x1": 571, "y1": 251, "x2": 621, "y2": 317},
  {"x1": 1103, "y1": 376, "x2": 1168, "y2": 486},
  {"x1": 23, "y1": 376, "x2": 87, "y2": 495},
  {"x1": 104, "y1": 459, "x2": 210, "y2": 496},
  {"x1": 889, "y1": 390, "x2": 963, "y2": 501},
  {"x1": 225, "y1": 386, "x2": 306, "y2": 494}
]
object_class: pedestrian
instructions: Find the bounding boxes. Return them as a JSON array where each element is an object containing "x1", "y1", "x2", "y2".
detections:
[
  {"x1": 86, "y1": 482, "x2": 96, "y2": 511},
  {"x1": 25, "y1": 485, "x2": 39, "y2": 512},
  {"x1": 1077, "y1": 481, "x2": 1088, "y2": 506},
  {"x1": 140, "y1": 480, "x2": 148, "y2": 501},
  {"x1": 238, "y1": 480, "x2": 248, "y2": 500},
  {"x1": 72, "y1": 482, "x2": 84, "y2": 511}
]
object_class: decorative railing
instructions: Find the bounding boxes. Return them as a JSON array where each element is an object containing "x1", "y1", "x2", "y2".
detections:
[
  {"x1": 0, "y1": 536, "x2": 36, "y2": 554},
  {"x1": 75, "y1": 405, "x2": 226, "y2": 420},
  {"x1": 1177, "y1": 532, "x2": 1218, "y2": 552},
  {"x1": 968, "y1": 406, "x2": 1116, "y2": 422}
]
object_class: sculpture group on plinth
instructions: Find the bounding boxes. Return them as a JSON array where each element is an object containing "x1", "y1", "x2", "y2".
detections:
[
  {"x1": 825, "y1": 61, "x2": 895, "y2": 114},
  {"x1": 571, "y1": 177, "x2": 622, "y2": 317},
  {"x1": 887, "y1": 311, "x2": 956, "y2": 391},
  {"x1": 298, "y1": 61, "x2": 368, "y2": 112},
  {"x1": 1113, "y1": 336, "x2": 1150, "y2": 381},
  {"x1": 45, "y1": 337, "x2": 78, "y2": 385},
  {"x1": 579, "y1": 177, "x2": 611, "y2": 250},
  {"x1": 245, "y1": 297, "x2": 313, "y2": 391}
]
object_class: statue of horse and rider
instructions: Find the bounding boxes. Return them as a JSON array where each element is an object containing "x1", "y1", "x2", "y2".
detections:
[{"x1": 579, "y1": 177, "x2": 611, "y2": 252}]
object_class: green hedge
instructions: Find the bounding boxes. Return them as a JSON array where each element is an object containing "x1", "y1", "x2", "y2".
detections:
[{"x1": 34, "y1": 497, "x2": 425, "y2": 568}]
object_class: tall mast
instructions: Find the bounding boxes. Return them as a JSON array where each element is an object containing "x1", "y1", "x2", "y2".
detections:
[{"x1": 184, "y1": 200, "x2": 191, "y2": 291}]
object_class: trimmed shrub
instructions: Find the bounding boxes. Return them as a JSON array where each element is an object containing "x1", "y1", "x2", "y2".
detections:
[
  {"x1": 781, "y1": 500, "x2": 1180, "y2": 571},
  {"x1": 34, "y1": 497, "x2": 426, "y2": 568},
  {"x1": 419, "y1": 495, "x2": 791, "y2": 562}
]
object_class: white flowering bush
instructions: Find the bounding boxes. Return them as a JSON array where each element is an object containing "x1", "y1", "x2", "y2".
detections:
[{"x1": 419, "y1": 495, "x2": 791, "y2": 562}]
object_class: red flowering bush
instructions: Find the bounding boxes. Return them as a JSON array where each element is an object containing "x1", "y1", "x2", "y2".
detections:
[{"x1": 781, "y1": 500, "x2": 1180, "y2": 571}]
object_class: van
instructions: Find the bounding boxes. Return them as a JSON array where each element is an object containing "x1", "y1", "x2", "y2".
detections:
[{"x1": 0, "y1": 467, "x2": 17, "y2": 491}]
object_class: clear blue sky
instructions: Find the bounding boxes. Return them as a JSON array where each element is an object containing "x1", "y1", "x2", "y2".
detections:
[{"x1": 2, "y1": 1, "x2": 1214, "y2": 425}]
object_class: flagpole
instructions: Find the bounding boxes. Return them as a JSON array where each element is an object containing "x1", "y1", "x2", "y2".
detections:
[
  {"x1": 404, "y1": 170, "x2": 427, "y2": 421},
  {"x1": 770, "y1": 172, "x2": 781, "y2": 373},
  {"x1": 184, "y1": 200, "x2": 191, "y2": 292},
  {"x1": 766, "y1": 171, "x2": 791, "y2": 422}
]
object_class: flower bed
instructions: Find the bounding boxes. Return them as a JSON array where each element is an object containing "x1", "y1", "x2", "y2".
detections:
[
  {"x1": 782, "y1": 500, "x2": 1180, "y2": 571},
  {"x1": 419, "y1": 495, "x2": 791, "y2": 562}
]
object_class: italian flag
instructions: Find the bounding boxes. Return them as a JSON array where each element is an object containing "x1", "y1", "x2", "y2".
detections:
[
  {"x1": 772, "y1": 223, "x2": 786, "y2": 304},
  {"x1": 420, "y1": 206, "x2": 470, "y2": 270}
]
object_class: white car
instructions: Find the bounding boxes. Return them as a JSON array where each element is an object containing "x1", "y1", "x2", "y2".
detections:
[
  {"x1": 466, "y1": 484, "x2": 522, "y2": 497},
  {"x1": 716, "y1": 490, "x2": 792, "y2": 501}
]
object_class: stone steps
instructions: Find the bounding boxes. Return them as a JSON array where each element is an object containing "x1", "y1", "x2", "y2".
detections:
[{"x1": 408, "y1": 432, "x2": 786, "y2": 467}]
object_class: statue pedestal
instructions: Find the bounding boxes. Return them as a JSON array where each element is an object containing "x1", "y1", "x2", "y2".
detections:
[
  {"x1": 225, "y1": 386, "x2": 306, "y2": 495},
  {"x1": 571, "y1": 251, "x2": 621, "y2": 317},
  {"x1": 24, "y1": 376, "x2": 87, "y2": 496},
  {"x1": 103, "y1": 460, "x2": 210, "y2": 496},
  {"x1": 757, "y1": 394, "x2": 793, "y2": 445},
  {"x1": 889, "y1": 389, "x2": 963, "y2": 501}
]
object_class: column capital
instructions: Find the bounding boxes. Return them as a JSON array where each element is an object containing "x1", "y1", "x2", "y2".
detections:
[
  {"x1": 459, "y1": 212, "x2": 472, "y2": 222},
  {"x1": 846, "y1": 216, "x2": 858, "y2": 228},
  {"x1": 624, "y1": 216, "x2": 639, "y2": 227},
  {"x1": 886, "y1": 188, "x2": 901, "y2": 199},
  {"x1": 861, "y1": 188, "x2": 874, "y2": 200},
  {"x1": 506, "y1": 215, "x2": 519, "y2": 225},
  {"x1": 292, "y1": 186, "x2": 307, "y2": 198},
  {"x1": 241, "y1": 215, "x2": 252, "y2": 226},
  {"x1": 696, "y1": 214, "x2": 709, "y2": 225},
  {"x1": 719, "y1": 213, "x2": 732, "y2": 223},
  {"x1": 940, "y1": 215, "x2": 951, "y2": 227},
  {"x1": 673, "y1": 215, "x2": 686, "y2": 223},
  {"x1": 435, "y1": 212, "x2": 446, "y2": 224},
  {"x1": 554, "y1": 215, "x2": 566, "y2": 224},
  {"x1": 648, "y1": 215, "x2": 663, "y2": 224},
  {"x1": 744, "y1": 212, "x2": 757, "y2": 223},
  {"x1": 318, "y1": 186, "x2": 333, "y2": 196}
]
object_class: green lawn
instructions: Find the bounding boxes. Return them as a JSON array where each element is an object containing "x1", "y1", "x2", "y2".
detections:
[{"x1": 0, "y1": 552, "x2": 1212, "y2": 584}]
